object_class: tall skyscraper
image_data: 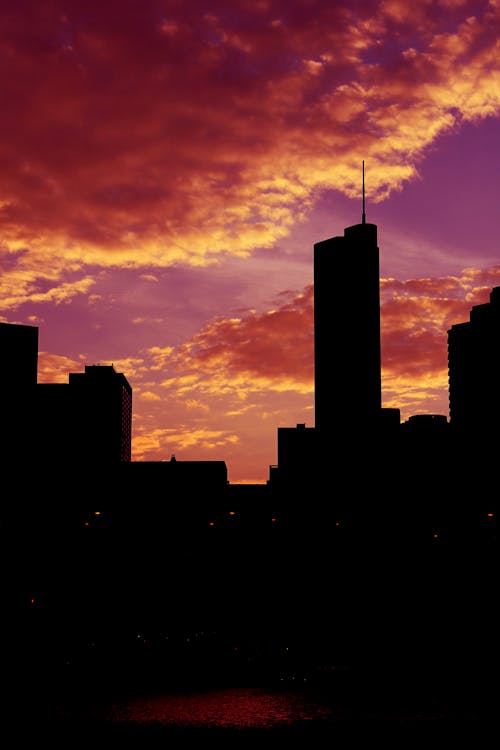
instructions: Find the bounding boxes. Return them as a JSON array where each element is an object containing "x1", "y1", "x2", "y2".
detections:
[
  {"x1": 448, "y1": 286, "x2": 500, "y2": 437},
  {"x1": 313, "y1": 163, "x2": 381, "y2": 434},
  {"x1": 268, "y1": 164, "x2": 387, "y2": 490}
]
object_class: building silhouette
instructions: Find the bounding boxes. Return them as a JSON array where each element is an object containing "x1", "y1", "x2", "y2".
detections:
[
  {"x1": 314, "y1": 163, "x2": 381, "y2": 435},
  {"x1": 268, "y1": 164, "x2": 400, "y2": 491},
  {"x1": 37, "y1": 364, "x2": 132, "y2": 465},
  {"x1": 0, "y1": 322, "x2": 133, "y2": 469},
  {"x1": 0, "y1": 323, "x2": 231, "y2": 491},
  {"x1": 69, "y1": 365, "x2": 132, "y2": 463},
  {"x1": 0, "y1": 322, "x2": 38, "y2": 389},
  {"x1": 117, "y1": 455, "x2": 229, "y2": 495},
  {"x1": 448, "y1": 286, "x2": 500, "y2": 438},
  {"x1": 267, "y1": 423, "x2": 317, "y2": 489},
  {"x1": 0, "y1": 322, "x2": 39, "y2": 462},
  {"x1": 446, "y1": 285, "x2": 500, "y2": 489},
  {"x1": 271, "y1": 196, "x2": 500, "y2": 492}
]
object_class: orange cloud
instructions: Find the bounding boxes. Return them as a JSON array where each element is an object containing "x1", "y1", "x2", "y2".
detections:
[
  {"x1": 176, "y1": 285, "x2": 314, "y2": 384},
  {"x1": 1, "y1": 0, "x2": 500, "y2": 308},
  {"x1": 379, "y1": 267, "x2": 500, "y2": 418},
  {"x1": 0, "y1": 276, "x2": 96, "y2": 310},
  {"x1": 139, "y1": 390, "x2": 161, "y2": 402},
  {"x1": 132, "y1": 427, "x2": 240, "y2": 462},
  {"x1": 107, "y1": 287, "x2": 315, "y2": 432},
  {"x1": 137, "y1": 267, "x2": 500, "y2": 431},
  {"x1": 38, "y1": 352, "x2": 85, "y2": 383}
]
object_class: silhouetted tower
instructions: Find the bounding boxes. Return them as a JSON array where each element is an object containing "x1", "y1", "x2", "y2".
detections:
[
  {"x1": 448, "y1": 286, "x2": 500, "y2": 437},
  {"x1": 314, "y1": 162, "x2": 381, "y2": 434},
  {"x1": 0, "y1": 322, "x2": 39, "y2": 461}
]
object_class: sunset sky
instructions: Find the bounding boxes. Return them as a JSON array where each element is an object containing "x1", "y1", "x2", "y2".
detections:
[{"x1": 1, "y1": 0, "x2": 500, "y2": 482}]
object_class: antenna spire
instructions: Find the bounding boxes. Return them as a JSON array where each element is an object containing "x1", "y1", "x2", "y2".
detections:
[{"x1": 362, "y1": 160, "x2": 366, "y2": 224}]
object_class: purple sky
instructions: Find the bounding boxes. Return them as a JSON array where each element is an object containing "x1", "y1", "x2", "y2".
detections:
[{"x1": 1, "y1": 1, "x2": 500, "y2": 481}]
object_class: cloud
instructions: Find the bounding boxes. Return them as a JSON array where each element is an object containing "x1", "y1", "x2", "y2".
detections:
[
  {"x1": 98, "y1": 356, "x2": 147, "y2": 381},
  {"x1": 132, "y1": 426, "x2": 240, "y2": 462},
  {"x1": 183, "y1": 399, "x2": 211, "y2": 412},
  {"x1": 138, "y1": 390, "x2": 161, "y2": 401},
  {"x1": 138, "y1": 266, "x2": 500, "y2": 427},
  {"x1": 155, "y1": 285, "x2": 314, "y2": 400},
  {"x1": 0, "y1": 250, "x2": 97, "y2": 310},
  {"x1": 1, "y1": 0, "x2": 500, "y2": 307},
  {"x1": 139, "y1": 274, "x2": 159, "y2": 283},
  {"x1": 131, "y1": 316, "x2": 165, "y2": 324},
  {"x1": 38, "y1": 351, "x2": 85, "y2": 382},
  {"x1": 160, "y1": 266, "x2": 498, "y2": 397},
  {"x1": 379, "y1": 266, "x2": 500, "y2": 417}
]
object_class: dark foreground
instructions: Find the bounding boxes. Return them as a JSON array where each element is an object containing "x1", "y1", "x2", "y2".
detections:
[
  {"x1": 8, "y1": 684, "x2": 499, "y2": 749},
  {"x1": 2, "y1": 508, "x2": 498, "y2": 744},
  {"x1": 8, "y1": 705, "x2": 499, "y2": 750}
]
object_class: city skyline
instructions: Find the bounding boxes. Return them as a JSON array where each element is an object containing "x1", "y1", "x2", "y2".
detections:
[
  {"x1": 4, "y1": 227, "x2": 497, "y2": 492},
  {"x1": 1, "y1": 1, "x2": 500, "y2": 481}
]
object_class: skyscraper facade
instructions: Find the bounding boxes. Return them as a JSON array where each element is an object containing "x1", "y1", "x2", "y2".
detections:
[{"x1": 313, "y1": 215, "x2": 381, "y2": 434}]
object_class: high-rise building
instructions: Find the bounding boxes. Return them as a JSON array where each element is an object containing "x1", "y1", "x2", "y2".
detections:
[
  {"x1": 37, "y1": 364, "x2": 132, "y2": 465},
  {"x1": 448, "y1": 286, "x2": 500, "y2": 437},
  {"x1": 68, "y1": 365, "x2": 132, "y2": 463},
  {"x1": 268, "y1": 165, "x2": 387, "y2": 490},
  {"x1": 313, "y1": 164, "x2": 381, "y2": 434},
  {"x1": 0, "y1": 322, "x2": 38, "y2": 389},
  {"x1": 0, "y1": 322, "x2": 39, "y2": 462}
]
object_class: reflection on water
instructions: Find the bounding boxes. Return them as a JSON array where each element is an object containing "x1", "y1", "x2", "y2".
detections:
[{"x1": 102, "y1": 688, "x2": 334, "y2": 729}]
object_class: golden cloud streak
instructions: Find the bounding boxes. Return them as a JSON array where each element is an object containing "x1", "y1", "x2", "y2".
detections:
[
  {"x1": 132, "y1": 426, "x2": 240, "y2": 461},
  {"x1": 38, "y1": 352, "x2": 85, "y2": 383}
]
